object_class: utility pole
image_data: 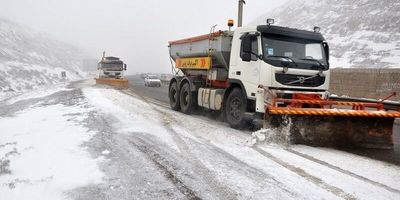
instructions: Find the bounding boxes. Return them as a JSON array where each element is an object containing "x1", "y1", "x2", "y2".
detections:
[{"x1": 238, "y1": 0, "x2": 245, "y2": 27}]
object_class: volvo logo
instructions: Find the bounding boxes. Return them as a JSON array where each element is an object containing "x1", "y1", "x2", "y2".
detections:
[
  {"x1": 285, "y1": 74, "x2": 319, "y2": 85},
  {"x1": 298, "y1": 76, "x2": 305, "y2": 83}
]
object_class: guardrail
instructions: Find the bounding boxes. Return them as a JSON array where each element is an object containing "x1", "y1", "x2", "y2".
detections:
[{"x1": 330, "y1": 96, "x2": 400, "y2": 111}]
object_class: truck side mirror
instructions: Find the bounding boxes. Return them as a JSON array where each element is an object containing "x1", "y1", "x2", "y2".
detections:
[
  {"x1": 323, "y1": 42, "x2": 329, "y2": 61},
  {"x1": 124, "y1": 64, "x2": 127, "y2": 71},
  {"x1": 242, "y1": 35, "x2": 252, "y2": 53}
]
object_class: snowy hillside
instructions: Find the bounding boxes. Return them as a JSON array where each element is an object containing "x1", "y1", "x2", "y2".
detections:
[
  {"x1": 253, "y1": 0, "x2": 400, "y2": 68},
  {"x1": 0, "y1": 18, "x2": 86, "y2": 99}
]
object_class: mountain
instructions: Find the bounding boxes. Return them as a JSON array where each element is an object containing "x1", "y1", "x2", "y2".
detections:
[
  {"x1": 0, "y1": 18, "x2": 86, "y2": 99},
  {"x1": 253, "y1": 0, "x2": 400, "y2": 68}
]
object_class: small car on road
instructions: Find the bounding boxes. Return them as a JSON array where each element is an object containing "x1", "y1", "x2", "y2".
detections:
[{"x1": 144, "y1": 75, "x2": 162, "y2": 87}]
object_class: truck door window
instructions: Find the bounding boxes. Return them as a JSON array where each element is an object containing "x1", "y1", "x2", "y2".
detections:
[{"x1": 240, "y1": 35, "x2": 258, "y2": 61}]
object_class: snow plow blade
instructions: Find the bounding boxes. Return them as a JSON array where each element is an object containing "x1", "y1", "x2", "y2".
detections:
[
  {"x1": 95, "y1": 78, "x2": 129, "y2": 89},
  {"x1": 266, "y1": 96, "x2": 400, "y2": 149}
]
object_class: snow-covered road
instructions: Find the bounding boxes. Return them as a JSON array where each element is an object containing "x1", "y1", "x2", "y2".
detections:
[{"x1": 1, "y1": 80, "x2": 400, "y2": 200}]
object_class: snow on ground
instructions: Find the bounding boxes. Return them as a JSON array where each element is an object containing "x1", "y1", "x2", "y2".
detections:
[
  {"x1": 83, "y1": 86, "x2": 339, "y2": 199},
  {"x1": 257, "y1": 145, "x2": 399, "y2": 199},
  {"x1": 0, "y1": 18, "x2": 86, "y2": 97},
  {"x1": 0, "y1": 61, "x2": 84, "y2": 101},
  {"x1": 290, "y1": 145, "x2": 400, "y2": 191},
  {"x1": 1, "y1": 81, "x2": 400, "y2": 199},
  {"x1": 0, "y1": 85, "x2": 103, "y2": 200},
  {"x1": 83, "y1": 87, "x2": 181, "y2": 152},
  {"x1": 2, "y1": 83, "x2": 72, "y2": 104}
]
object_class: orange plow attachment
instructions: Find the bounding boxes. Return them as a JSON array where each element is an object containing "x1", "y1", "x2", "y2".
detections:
[
  {"x1": 95, "y1": 78, "x2": 129, "y2": 89},
  {"x1": 266, "y1": 94, "x2": 400, "y2": 149}
]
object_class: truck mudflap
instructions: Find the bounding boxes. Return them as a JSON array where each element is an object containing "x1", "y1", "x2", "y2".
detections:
[
  {"x1": 265, "y1": 94, "x2": 400, "y2": 149},
  {"x1": 95, "y1": 78, "x2": 129, "y2": 89}
]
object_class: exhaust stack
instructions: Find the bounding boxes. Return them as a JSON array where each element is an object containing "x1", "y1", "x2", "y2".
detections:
[{"x1": 238, "y1": 0, "x2": 245, "y2": 27}]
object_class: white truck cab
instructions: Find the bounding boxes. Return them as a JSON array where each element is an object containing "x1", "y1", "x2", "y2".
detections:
[
  {"x1": 98, "y1": 55, "x2": 127, "y2": 79},
  {"x1": 229, "y1": 25, "x2": 330, "y2": 114}
]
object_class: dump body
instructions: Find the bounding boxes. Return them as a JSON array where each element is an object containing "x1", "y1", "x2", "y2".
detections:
[{"x1": 169, "y1": 31, "x2": 233, "y2": 69}]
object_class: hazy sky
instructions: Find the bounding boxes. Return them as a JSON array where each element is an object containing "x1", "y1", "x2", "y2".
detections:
[{"x1": 0, "y1": 0, "x2": 288, "y2": 74}]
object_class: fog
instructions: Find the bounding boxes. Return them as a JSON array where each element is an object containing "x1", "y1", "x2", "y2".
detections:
[{"x1": 0, "y1": 0, "x2": 288, "y2": 74}]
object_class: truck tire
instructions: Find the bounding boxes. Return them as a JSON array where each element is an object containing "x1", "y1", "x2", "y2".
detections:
[
  {"x1": 179, "y1": 82, "x2": 196, "y2": 114},
  {"x1": 225, "y1": 88, "x2": 247, "y2": 129},
  {"x1": 169, "y1": 82, "x2": 180, "y2": 111}
]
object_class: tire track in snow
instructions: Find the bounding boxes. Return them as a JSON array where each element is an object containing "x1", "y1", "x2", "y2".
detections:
[
  {"x1": 253, "y1": 146, "x2": 356, "y2": 200},
  {"x1": 126, "y1": 136, "x2": 201, "y2": 200},
  {"x1": 123, "y1": 89, "x2": 239, "y2": 199},
  {"x1": 123, "y1": 89, "x2": 303, "y2": 199},
  {"x1": 155, "y1": 113, "x2": 299, "y2": 199},
  {"x1": 285, "y1": 148, "x2": 400, "y2": 194},
  {"x1": 77, "y1": 106, "x2": 189, "y2": 199},
  {"x1": 160, "y1": 120, "x2": 240, "y2": 200}
]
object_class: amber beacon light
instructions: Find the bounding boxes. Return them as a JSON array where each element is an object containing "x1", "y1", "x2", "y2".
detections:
[{"x1": 227, "y1": 19, "x2": 234, "y2": 31}]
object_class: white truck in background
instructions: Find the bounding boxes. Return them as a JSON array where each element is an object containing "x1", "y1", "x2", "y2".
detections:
[{"x1": 95, "y1": 51, "x2": 128, "y2": 88}]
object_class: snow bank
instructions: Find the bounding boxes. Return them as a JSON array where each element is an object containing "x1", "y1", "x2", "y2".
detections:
[{"x1": 3, "y1": 83, "x2": 72, "y2": 104}]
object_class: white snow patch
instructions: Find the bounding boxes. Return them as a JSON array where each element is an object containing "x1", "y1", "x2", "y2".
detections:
[
  {"x1": 101, "y1": 150, "x2": 110, "y2": 155},
  {"x1": 151, "y1": 104, "x2": 340, "y2": 199},
  {"x1": 291, "y1": 145, "x2": 400, "y2": 191},
  {"x1": 0, "y1": 104, "x2": 103, "y2": 200},
  {"x1": 258, "y1": 145, "x2": 400, "y2": 200},
  {"x1": 82, "y1": 87, "x2": 180, "y2": 152},
  {"x1": 4, "y1": 83, "x2": 72, "y2": 104}
]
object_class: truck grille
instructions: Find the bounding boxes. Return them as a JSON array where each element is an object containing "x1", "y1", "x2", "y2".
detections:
[{"x1": 275, "y1": 73, "x2": 325, "y2": 87}]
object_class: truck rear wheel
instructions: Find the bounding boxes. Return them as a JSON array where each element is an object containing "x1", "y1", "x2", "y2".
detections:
[
  {"x1": 225, "y1": 88, "x2": 247, "y2": 129},
  {"x1": 179, "y1": 82, "x2": 196, "y2": 114},
  {"x1": 169, "y1": 82, "x2": 180, "y2": 111}
]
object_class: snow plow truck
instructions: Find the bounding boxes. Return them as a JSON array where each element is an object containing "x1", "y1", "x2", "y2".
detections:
[
  {"x1": 167, "y1": 19, "x2": 400, "y2": 149},
  {"x1": 95, "y1": 51, "x2": 128, "y2": 88}
]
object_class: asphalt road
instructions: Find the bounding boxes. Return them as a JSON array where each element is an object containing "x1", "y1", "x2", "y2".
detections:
[
  {"x1": 126, "y1": 75, "x2": 400, "y2": 166},
  {"x1": 126, "y1": 75, "x2": 169, "y2": 104}
]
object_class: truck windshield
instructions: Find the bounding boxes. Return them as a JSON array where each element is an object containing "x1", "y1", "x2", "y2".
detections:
[
  {"x1": 100, "y1": 63, "x2": 123, "y2": 70},
  {"x1": 262, "y1": 34, "x2": 328, "y2": 70}
]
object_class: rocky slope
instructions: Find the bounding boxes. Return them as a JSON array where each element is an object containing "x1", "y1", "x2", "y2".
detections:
[
  {"x1": 0, "y1": 18, "x2": 86, "y2": 99},
  {"x1": 253, "y1": 0, "x2": 400, "y2": 68}
]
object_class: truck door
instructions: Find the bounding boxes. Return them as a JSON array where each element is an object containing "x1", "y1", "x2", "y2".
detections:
[{"x1": 237, "y1": 33, "x2": 261, "y2": 99}]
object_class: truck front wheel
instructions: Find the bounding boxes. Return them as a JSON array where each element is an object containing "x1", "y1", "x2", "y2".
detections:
[
  {"x1": 169, "y1": 81, "x2": 180, "y2": 111},
  {"x1": 225, "y1": 88, "x2": 247, "y2": 129},
  {"x1": 179, "y1": 82, "x2": 196, "y2": 114}
]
